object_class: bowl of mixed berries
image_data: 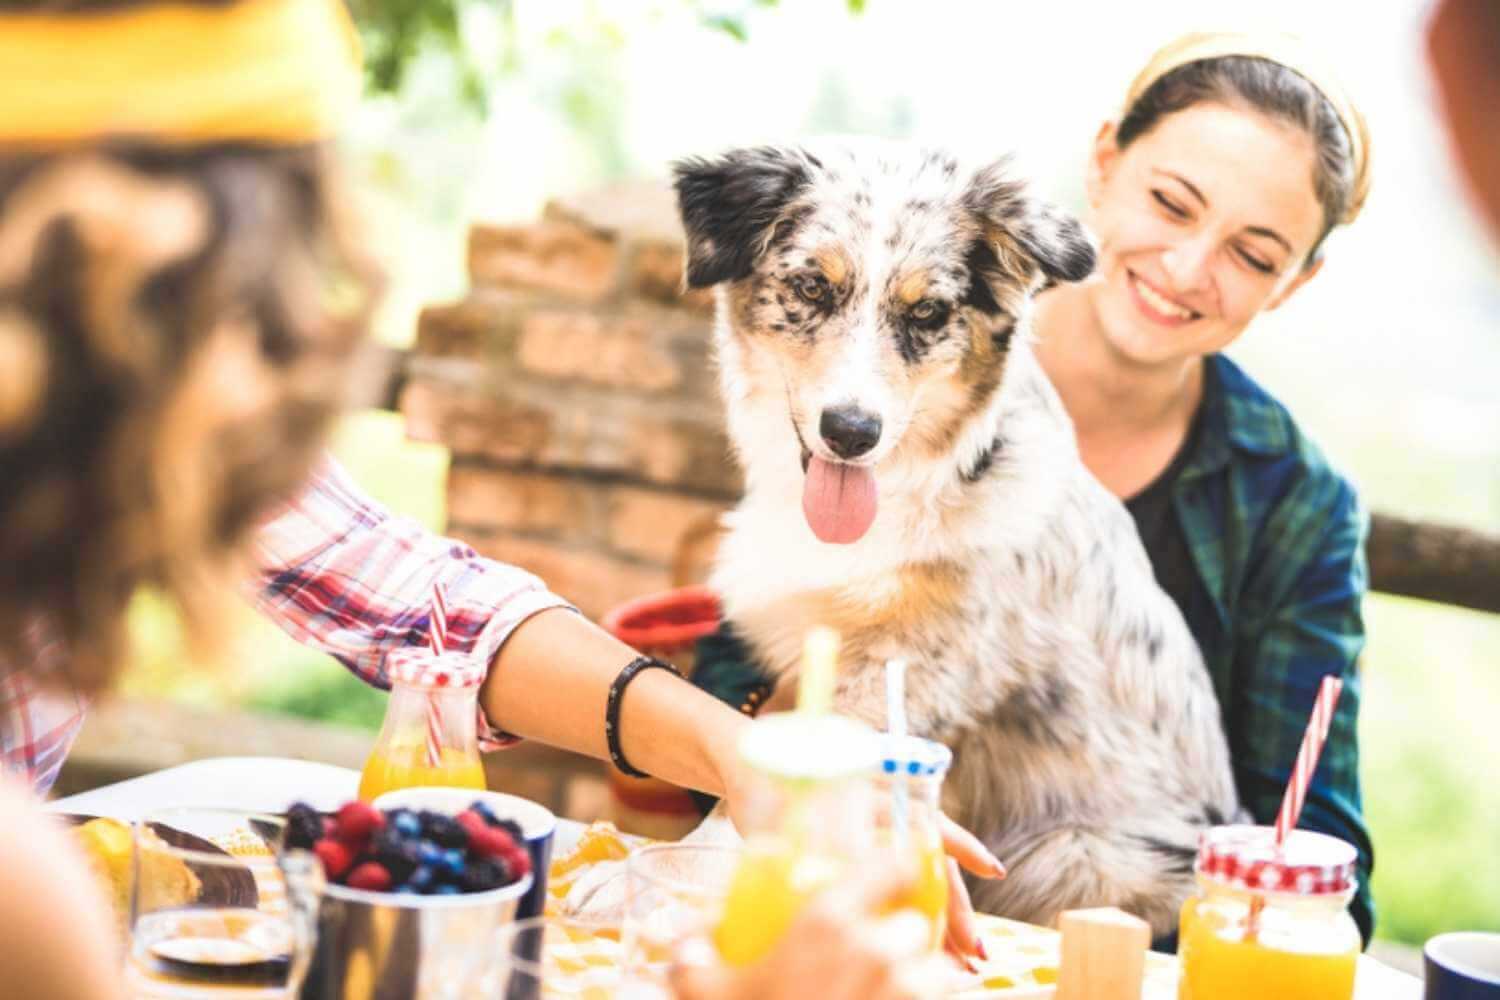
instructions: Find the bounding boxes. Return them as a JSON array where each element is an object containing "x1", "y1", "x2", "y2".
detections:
[
  {"x1": 284, "y1": 796, "x2": 535, "y2": 997},
  {"x1": 285, "y1": 798, "x2": 532, "y2": 899}
]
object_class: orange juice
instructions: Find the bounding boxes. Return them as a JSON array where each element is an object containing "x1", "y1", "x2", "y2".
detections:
[
  {"x1": 358, "y1": 741, "x2": 486, "y2": 802},
  {"x1": 895, "y1": 836, "x2": 948, "y2": 949},
  {"x1": 713, "y1": 841, "x2": 841, "y2": 966},
  {"x1": 1179, "y1": 826, "x2": 1361, "y2": 1000},
  {"x1": 1178, "y1": 895, "x2": 1357, "y2": 1000}
]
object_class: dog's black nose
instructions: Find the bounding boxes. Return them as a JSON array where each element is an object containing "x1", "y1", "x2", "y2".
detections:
[{"x1": 819, "y1": 406, "x2": 882, "y2": 460}]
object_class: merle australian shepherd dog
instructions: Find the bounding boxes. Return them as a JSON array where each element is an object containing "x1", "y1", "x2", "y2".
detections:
[{"x1": 672, "y1": 141, "x2": 1238, "y2": 935}]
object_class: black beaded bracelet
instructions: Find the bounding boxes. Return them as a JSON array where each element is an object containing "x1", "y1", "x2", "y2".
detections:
[{"x1": 605, "y1": 655, "x2": 683, "y2": 778}]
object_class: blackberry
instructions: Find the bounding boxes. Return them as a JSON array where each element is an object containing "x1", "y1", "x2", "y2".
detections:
[
  {"x1": 494, "y1": 818, "x2": 525, "y2": 843},
  {"x1": 285, "y1": 803, "x2": 325, "y2": 850},
  {"x1": 371, "y1": 830, "x2": 420, "y2": 882},
  {"x1": 423, "y1": 814, "x2": 468, "y2": 850},
  {"x1": 460, "y1": 858, "x2": 507, "y2": 893}
]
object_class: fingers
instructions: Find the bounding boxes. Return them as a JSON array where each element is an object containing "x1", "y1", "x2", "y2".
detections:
[
  {"x1": 942, "y1": 855, "x2": 986, "y2": 964},
  {"x1": 939, "y1": 813, "x2": 1006, "y2": 879}
]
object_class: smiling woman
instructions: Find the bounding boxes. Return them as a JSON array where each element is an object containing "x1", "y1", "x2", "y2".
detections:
[{"x1": 1031, "y1": 33, "x2": 1379, "y2": 944}]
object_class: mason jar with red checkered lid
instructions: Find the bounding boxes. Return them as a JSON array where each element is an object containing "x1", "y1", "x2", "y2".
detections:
[
  {"x1": 1178, "y1": 824, "x2": 1361, "y2": 1000},
  {"x1": 357, "y1": 649, "x2": 488, "y2": 802}
]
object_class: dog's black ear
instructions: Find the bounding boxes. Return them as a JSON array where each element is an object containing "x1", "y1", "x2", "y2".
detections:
[
  {"x1": 672, "y1": 146, "x2": 814, "y2": 288},
  {"x1": 963, "y1": 157, "x2": 1097, "y2": 289}
]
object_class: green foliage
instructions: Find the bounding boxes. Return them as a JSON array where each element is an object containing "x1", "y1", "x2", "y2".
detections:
[{"x1": 349, "y1": 0, "x2": 866, "y2": 110}]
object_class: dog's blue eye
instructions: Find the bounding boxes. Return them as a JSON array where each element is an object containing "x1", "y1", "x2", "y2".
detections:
[{"x1": 793, "y1": 274, "x2": 829, "y2": 303}]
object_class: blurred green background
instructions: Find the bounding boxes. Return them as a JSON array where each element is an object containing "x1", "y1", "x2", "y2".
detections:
[{"x1": 119, "y1": 0, "x2": 1499, "y2": 948}]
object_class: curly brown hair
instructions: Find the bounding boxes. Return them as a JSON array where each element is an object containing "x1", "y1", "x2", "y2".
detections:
[{"x1": 0, "y1": 140, "x2": 379, "y2": 694}]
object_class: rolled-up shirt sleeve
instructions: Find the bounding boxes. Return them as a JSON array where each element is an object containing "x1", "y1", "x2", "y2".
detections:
[{"x1": 248, "y1": 459, "x2": 574, "y2": 748}]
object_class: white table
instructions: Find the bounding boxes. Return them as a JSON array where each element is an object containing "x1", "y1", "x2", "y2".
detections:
[{"x1": 54, "y1": 757, "x2": 1420, "y2": 998}]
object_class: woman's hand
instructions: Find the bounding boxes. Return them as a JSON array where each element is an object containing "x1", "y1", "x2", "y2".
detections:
[
  {"x1": 938, "y1": 813, "x2": 1005, "y2": 963},
  {"x1": 668, "y1": 866, "x2": 963, "y2": 1000}
]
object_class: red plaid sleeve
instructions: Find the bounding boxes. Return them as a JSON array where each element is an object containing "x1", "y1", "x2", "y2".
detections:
[{"x1": 249, "y1": 460, "x2": 575, "y2": 750}]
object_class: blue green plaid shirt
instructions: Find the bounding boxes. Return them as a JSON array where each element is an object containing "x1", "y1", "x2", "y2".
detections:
[{"x1": 692, "y1": 351, "x2": 1374, "y2": 943}]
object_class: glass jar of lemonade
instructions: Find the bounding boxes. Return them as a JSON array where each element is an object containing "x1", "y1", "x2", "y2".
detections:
[
  {"x1": 713, "y1": 711, "x2": 881, "y2": 967},
  {"x1": 358, "y1": 649, "x2": 487, "y2": 802},
  {"x1": 1178, "y1": 825, "x2": 1360, "y2": 1000},
  {"x1": 875, "y1": 735, "x2": 952, "y2": 951}
]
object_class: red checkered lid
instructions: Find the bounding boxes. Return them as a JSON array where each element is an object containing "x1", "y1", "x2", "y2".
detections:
[
  {"x1": 1197, "y1": 825, "x2": 1357, "y2": 896},
  {"x1": 387, "y1": 649, "x2": 484, "y2": 690}
]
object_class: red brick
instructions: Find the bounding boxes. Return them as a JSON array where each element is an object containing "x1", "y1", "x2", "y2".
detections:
[
  {"x1": 468, "y1": 221, "x2": 619, "y2": 302},
  {"x1": 399, "y1": 380, "x2": 554, "y2": 459},
  {"x1": 447, "y1": 466, "x2": 594, "y2": 538},
  {"x1": 626, "y1": 241, "x2": 715, "y2": 315},
  {"x1": 606, "y1": 488, "x2": 728, "y2": 566},
  {"x1": 516, "y1": 311, "x2": 682, "y2": 393},
  {"x1": 462, "y1": 530, "x2": 669, "y2": 622}
]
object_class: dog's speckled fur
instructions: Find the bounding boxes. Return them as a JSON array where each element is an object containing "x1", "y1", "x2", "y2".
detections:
[{"x1": 674, "y1": 141, "x2": 1239, "y2": 936}]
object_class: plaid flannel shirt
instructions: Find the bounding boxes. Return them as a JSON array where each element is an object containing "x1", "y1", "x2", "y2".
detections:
[
  {"x1": 692, "y1": 352, "x2": 1375, "y2": 942},
  {"x1": 2, "y1": 460, "x2": 571, "y2": 796}
]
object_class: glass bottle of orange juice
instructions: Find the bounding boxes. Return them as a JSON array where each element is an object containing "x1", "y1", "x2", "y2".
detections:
[
  {"x1": 875, "y1": 735, "x2": 952, "y2": 951},
  {"x1": 712, "y1": 710, "x2": 881, "y2": 967},
  {"x1": 358, "y1": 648, "x2": 487, "y2": 801},
  {"x1": 1178, "y1": 825, "x2": 1360, "y2": 1000}
]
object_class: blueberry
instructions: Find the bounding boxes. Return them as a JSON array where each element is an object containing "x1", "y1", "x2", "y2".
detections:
[
  {"x1": 441, "y1": 848, "x2": 465, "y2": 877},
  {"x1": 390, "y1": 811, "x2": 422, "y2": 840},
  {"x1": 417, "y1": 841, "x2": 444, "y2": 867},
  {"x1": 435, "y1": 884, "x2": 461, "y2": 896},
  {"x1": 394, "y1": 886, "x2": 419, "y2": 895},
  {"x1": 461, "y1": 858, "x2": 506, "y2": 893},
  {"x1": 408, "y1": 865, "x2": 435, "y2": 892}
]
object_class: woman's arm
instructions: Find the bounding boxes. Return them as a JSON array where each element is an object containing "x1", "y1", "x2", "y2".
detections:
[
  {"x1": 251, "y1": 459, "x2": 749, "y2": 799},
  {"x1": 481, "y1": 606, "x2": 748, "y2": 799},
  {"x1": 1231, "y1": 476, "x2": 1374, "y2": 942},
  {"x1": 0, "y1": 778, "x2": 123, "y2": 1000}
]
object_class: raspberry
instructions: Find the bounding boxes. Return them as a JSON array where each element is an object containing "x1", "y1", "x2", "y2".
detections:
[
  {"x1": 335, "y1": 801, "x2": 385, "y2": 843},
  {"x1": 502, "y1": 845, "x2": 531, "y2": 880},
  {"x1": 346, "y1": 861, "x2": 393, "y2": 893},
  {"x1": 313, "y1": 839, "x2": 355, "y2": 880},
  {"x1": 461, "y1": 858, "x2": 506, "y2": 893},
  {"x1": 455, "y1": 810, "x2": 487, "y2": 839},
  {"x1": 468, "y1": 826, "x2": 516, "y2": 860}
]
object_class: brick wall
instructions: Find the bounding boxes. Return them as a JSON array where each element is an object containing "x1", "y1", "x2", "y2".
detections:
[{"x1": 401, "y1": 181, "x2": 739, "y2": 622}]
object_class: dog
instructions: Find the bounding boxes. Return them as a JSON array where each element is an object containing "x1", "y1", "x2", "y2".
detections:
[{"x1": 671, "y1": 141, "x2": 1240, "y2": 936}]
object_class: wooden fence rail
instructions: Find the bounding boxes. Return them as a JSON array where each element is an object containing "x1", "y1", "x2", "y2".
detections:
[{"x1": 353, "y1": 346, "x2": 1500, "y2": 617}]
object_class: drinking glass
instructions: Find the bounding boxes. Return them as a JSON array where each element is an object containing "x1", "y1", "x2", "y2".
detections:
[
  {"x1": 622, "y1": 843, "x2": 740, "y2": 990},
  {"x1": 125, "y1": 808, "x2": 322, "y2": 999}
]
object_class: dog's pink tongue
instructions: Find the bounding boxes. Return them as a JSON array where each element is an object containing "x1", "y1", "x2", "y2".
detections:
[{"x1": 802, "y1": 456, "x2": 878, "y2": 544}]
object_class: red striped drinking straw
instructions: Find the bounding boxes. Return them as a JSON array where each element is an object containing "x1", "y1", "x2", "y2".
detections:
[
  {"x1": 424, "y1": 583, "x2": 449, "y2": 768},
  {"x1": 1246, "y1": 674, "x2": 1344, "y2": 939}
]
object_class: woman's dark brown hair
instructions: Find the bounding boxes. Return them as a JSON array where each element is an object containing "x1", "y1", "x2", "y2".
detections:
[
  {"x1": 1116, "y1": 55, "x2": 1360, "y2": 266},
  {"x1": 0, "y1": 138, "x2": 379, "y2": 693}
]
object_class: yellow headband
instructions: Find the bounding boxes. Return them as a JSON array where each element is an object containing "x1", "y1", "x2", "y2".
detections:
[
  {"x1": 1124, "y1": 31, "x2": 1371, "y2": 225},
  {"x1": 0, "y1": 0, "x2": 361, "y2": 147}
]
